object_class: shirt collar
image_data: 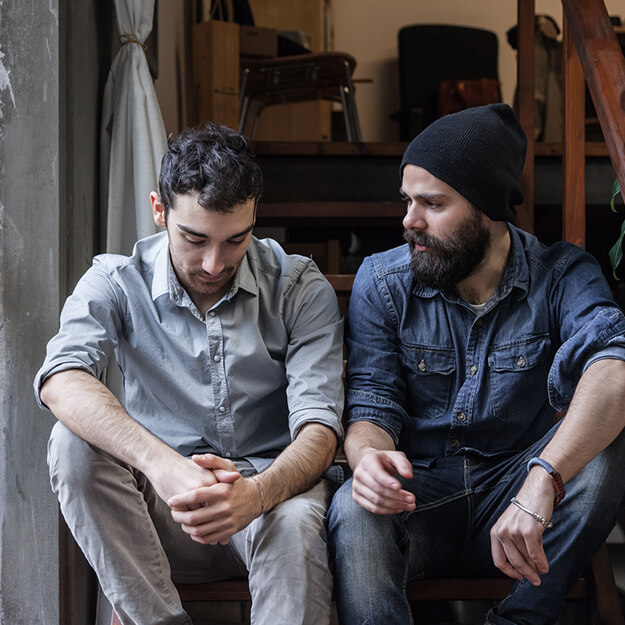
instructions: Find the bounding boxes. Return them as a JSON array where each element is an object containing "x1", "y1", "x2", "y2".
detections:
[
  {"x1": 151, "y1": 235, "x2": 172, "y2": 302},
  {"x1": 150, "y1": 234, "x2": 260, "y2": 306},
  {"x1": 498, "y1": 224, "x2": 530, "y2": 300},
  {"x1": 230, "y1": 250, "x2": 258, "y2": 299}
]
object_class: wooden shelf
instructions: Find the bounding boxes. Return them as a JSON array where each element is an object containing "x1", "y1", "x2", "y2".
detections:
[
  {"x1": 257, "y1": 200, "x2": 404, "y2": 219},
  {"x1": 253, "y1": 140, "x2": 612, "y2": 158},
  {"x1": 252, "y1": 141, "x2": 408, "y2": 156}
]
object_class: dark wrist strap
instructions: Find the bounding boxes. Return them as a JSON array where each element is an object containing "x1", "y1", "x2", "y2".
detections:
[{"x1": 527, "y1": 457, "x2": 565, "y2": 506}]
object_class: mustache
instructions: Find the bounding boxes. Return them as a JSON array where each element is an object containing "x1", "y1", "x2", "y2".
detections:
[{"x1": 403, "y1": 229, "x2": 443, "y2": 250}]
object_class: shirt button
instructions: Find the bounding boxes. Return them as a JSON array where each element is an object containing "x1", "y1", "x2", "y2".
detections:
[
  {"x1": 456, "y1": 412, "x2": 467, "y2": 422},
  {"x1": 218, "y1": 405, "x2": 225, "y2": 413},
  {"x1": 469, "y1": 365, "x2": 478, "y2": 375},
  {"x1": 213, "y1": 354, "x2": 221, "y2": 362},
  {"x1": 451, "y1": 439, "x2": 460, "y2": 448}
]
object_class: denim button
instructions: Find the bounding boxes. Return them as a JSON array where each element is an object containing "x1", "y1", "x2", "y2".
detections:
[
  {"x1": 418, "y1": 359, "x2": 427, "y2": 372},
  {"x1": 456, "y1": 412, "x2": 467, "y2": 422},
  {"x1": 218, "y1": 406, "x2": 225, "y2": 413},
  {"x1": 470, "y1": 365, "x2": 478, "y2": 375},
  {"x1": 213, "y1": 354, "x2": 221, "y2": 362},
  {"x1": 451, "y1": 439, "x2": 460, "y2": 448},
  {"x1": 209, "y1": 311, "x2": 216, "y2": 317},
  {"x1": 516, "y1": 356, "x2": 526, "y2": 368}
]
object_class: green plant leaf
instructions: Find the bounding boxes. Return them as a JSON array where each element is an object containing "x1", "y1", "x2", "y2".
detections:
[
  {"x1": 611, "y1": 178, "x2": 621, "y2": 213},
  {"x1": 609, "y1": 215, "x2": 625, "y2": 279}
]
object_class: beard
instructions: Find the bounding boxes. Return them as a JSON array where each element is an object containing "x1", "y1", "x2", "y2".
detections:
[{"x1": 403, "y1": 208, "x2": 491, "y2": 292}]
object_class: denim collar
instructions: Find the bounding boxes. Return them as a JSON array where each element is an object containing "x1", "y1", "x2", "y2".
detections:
[{"x1": 411, "y1": 224, "x2": 530, "y2": 306}]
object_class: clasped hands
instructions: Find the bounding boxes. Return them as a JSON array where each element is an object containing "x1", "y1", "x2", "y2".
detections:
[
  {"x1": 353, "y1": 449, "x2": 554, "y2": 586},
  {"x1": 157, "y1": 453, "x2": 263, "y2": 546}
]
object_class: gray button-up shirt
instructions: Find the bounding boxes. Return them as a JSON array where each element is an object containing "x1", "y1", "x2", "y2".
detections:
[{"x1": 35, "y1": 233, "x2": 344, "y2": 472}]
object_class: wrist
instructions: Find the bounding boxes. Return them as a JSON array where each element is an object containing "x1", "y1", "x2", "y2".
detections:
[
  {"x1": 527, "y1": 457, "x2": 565, "y2": 506},
  {"x1": 250, "y1": 475, "x2": 265, "y2": 515}
]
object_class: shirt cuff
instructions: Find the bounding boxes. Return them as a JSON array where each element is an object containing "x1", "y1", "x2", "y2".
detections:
[
  {"x1": 583, "y1": 346, "x2": 625, "y2": 372},
  {"x1": 289, "y1": 408, "x2": 344, "y2": 444}
]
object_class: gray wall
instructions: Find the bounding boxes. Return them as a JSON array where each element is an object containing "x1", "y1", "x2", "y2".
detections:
[
  {"x1": 0, "y1": 0, "x2": 105, "y2": 623},
  {"x1": 0, "y1": 1, "x2": 61, "y2": 623}
]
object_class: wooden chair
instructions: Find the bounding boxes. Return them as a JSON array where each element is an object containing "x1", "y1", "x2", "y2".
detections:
[{"x1": 238, "y1": 52, "x2": 363, "y2": 142}]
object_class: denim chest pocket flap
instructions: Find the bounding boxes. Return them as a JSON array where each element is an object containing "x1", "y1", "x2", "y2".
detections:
[
  {"x1": 400, "y1": 347, "x2": 456, "y2": 419},
  {"x1": 401, "y1": 348, "x2": 456, "y2": 375},
  {"x1": 488, "y1": 336, "x2": 550, "y2": 372}
]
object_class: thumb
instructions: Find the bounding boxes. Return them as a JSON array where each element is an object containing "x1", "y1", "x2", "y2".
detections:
[
  {"x1": 385, "y1": 451, "x2": 413, "y2": 480},
  {"x1": 192, "y1": 453, "x2": 238, "y2": 472},
  {"x1": 213, "y1": 469, "x2": 242, "y2": 483}
]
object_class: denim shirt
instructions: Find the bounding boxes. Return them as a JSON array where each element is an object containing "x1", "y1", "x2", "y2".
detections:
[
  {"x1": 345, "y1": 225, "x2": 625, "y2": 462},
  {"x1": 35, "y1": 233, "x2": 344, "y2": 472}
]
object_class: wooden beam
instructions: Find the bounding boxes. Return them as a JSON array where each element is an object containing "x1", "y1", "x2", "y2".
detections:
[
  {"x1": 516, "y1": 0, "x2": 536, "y2": 233},
  {"x1": 562, "y1": 14, "x2": 586, "y2": 248}
]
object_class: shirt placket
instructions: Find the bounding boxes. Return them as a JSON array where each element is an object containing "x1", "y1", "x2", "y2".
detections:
[
  {"x1": 447, "y1": 314, "x2": 485, "y2": 453},
  {"x1": 205, "y1": 310, "x2": 236, "y2": 458}
]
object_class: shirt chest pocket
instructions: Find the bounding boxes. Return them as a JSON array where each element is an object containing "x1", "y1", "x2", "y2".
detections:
[
  {"x1": 400, "y1": 348, "x2": 456, "y2": 419},
  {"x1": 487, "y1": 336, "x2": 552, "y2": 422}
]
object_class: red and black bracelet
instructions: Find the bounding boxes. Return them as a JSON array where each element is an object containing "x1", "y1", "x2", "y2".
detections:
[{"x1": 527, "y1": 457, "x2": 565, "y2": 506}]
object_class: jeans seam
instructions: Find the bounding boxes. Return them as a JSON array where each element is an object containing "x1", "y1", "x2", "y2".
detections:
[{"x1": 404, "y1": 488, "x2": 471, "y2": 518}]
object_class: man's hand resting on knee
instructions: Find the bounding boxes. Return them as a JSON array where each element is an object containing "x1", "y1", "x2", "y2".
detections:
[
  {"x1": 490, "y1": 468, "x2": 555, "y2": 586},
  {"x1": 351, "y1": 449, "x2": 416, "y2": 515}
]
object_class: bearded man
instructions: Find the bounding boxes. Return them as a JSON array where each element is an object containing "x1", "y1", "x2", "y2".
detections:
[{"x1": 328, "y1": 104, "x2": 625, "y2": 625}]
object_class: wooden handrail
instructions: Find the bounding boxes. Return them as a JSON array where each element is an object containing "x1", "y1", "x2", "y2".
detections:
[
  {"x1": 561, "y1": 0, "x2": 625, "y2": 212},
  {"x1": 516, "y1": 0, "x2": 535, "y2": 234},
  {"x1": 562, "y1": 12, "x2": 586, "y2": 248}
]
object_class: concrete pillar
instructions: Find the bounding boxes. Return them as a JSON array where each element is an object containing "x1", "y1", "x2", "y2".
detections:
[{"x1": 0, "y1": 1, "x2": 61, "y2": 624}]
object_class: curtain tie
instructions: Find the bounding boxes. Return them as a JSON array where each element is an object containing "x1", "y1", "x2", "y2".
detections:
[{"x1": 120, "y1": 34, "x2": 148, "y2": 52}]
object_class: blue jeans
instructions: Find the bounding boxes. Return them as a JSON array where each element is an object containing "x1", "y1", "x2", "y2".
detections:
[{"x1": 328, "y1": 423, "x2": 625, "y2": 625}]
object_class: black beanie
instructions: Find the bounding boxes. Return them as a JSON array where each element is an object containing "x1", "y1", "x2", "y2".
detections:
[{"x1": 400, "y1": 104, "x2": 527, "y2": 222}]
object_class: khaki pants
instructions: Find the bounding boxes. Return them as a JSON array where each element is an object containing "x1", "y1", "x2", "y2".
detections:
[{"x1": 48, "y1": 422, "x2": 333, "y2": 625}]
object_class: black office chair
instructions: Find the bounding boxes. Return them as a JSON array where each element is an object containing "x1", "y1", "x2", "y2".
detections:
[{"x1": 392, "y1": 24, "x2": 500, "y2": 140}]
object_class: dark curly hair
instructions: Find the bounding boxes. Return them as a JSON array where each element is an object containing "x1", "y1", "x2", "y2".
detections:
[{"x1": 158, "y1": 123, "x2": 263, "y2": 215}]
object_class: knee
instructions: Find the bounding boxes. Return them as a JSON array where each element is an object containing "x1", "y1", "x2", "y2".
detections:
[
  {"x1": 567, "y1": 426, "x2": 625, "y2": 517},
  {"x1": 255, "y1": 481, "x2": 331, "y2": 553},
  {"x1": 47, "y1": 422, "x2": 105, "y2": 494},
  {"x1": 328, "y1": 479, "x2": 391, "y2": 552}
]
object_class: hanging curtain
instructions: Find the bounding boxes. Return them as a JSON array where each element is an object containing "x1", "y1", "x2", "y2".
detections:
[{"x1": 100, "y1": 0, "x2": 167, "y2": 255}]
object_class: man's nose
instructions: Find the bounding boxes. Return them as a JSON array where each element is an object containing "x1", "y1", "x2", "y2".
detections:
[
  {"x1": 202, "y1": 249, "x2": 225, "y2": 275},
  {"x1": 402, "y1": 204, "x2": 427, "y2": 231}
]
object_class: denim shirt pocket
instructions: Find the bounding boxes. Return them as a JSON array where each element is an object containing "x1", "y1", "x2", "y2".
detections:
[
  {"x1": 487, "y1": 335, "x2": 552, "y2": 422},
  {"x1": 400, "y1": 347, "x2": 456, "y2": 419}
]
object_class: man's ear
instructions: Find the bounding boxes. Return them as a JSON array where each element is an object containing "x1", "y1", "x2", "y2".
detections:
[{"x1": 151, "y1": 192, "x2": 166, "y2": 228}]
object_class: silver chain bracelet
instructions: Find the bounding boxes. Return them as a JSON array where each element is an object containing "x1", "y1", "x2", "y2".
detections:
[{"x1": 510, "y1": 497, "x2": 553, "y2": 529}]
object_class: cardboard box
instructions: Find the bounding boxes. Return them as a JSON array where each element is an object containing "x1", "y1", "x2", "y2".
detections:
[
  {"x1": 192, "y1": 20, "x2": 240, "y2": 129},
  {"x1": 239, "y1": 25, "x2": 277, "y2": 58}
]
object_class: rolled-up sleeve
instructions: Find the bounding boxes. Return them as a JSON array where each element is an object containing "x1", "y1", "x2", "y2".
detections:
[
  {"x1": 33, "y1": 262, "x2": 124, "y2": 409},
  {"x1": 548, "y1": 250, "x2": 625, "y2": 411},
  {"x1": 282, "y1": 262, "x2": 345, "y2": 442},
  {"x1": 344, "y1": 257, "x2": 410, "y2": 443}
]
